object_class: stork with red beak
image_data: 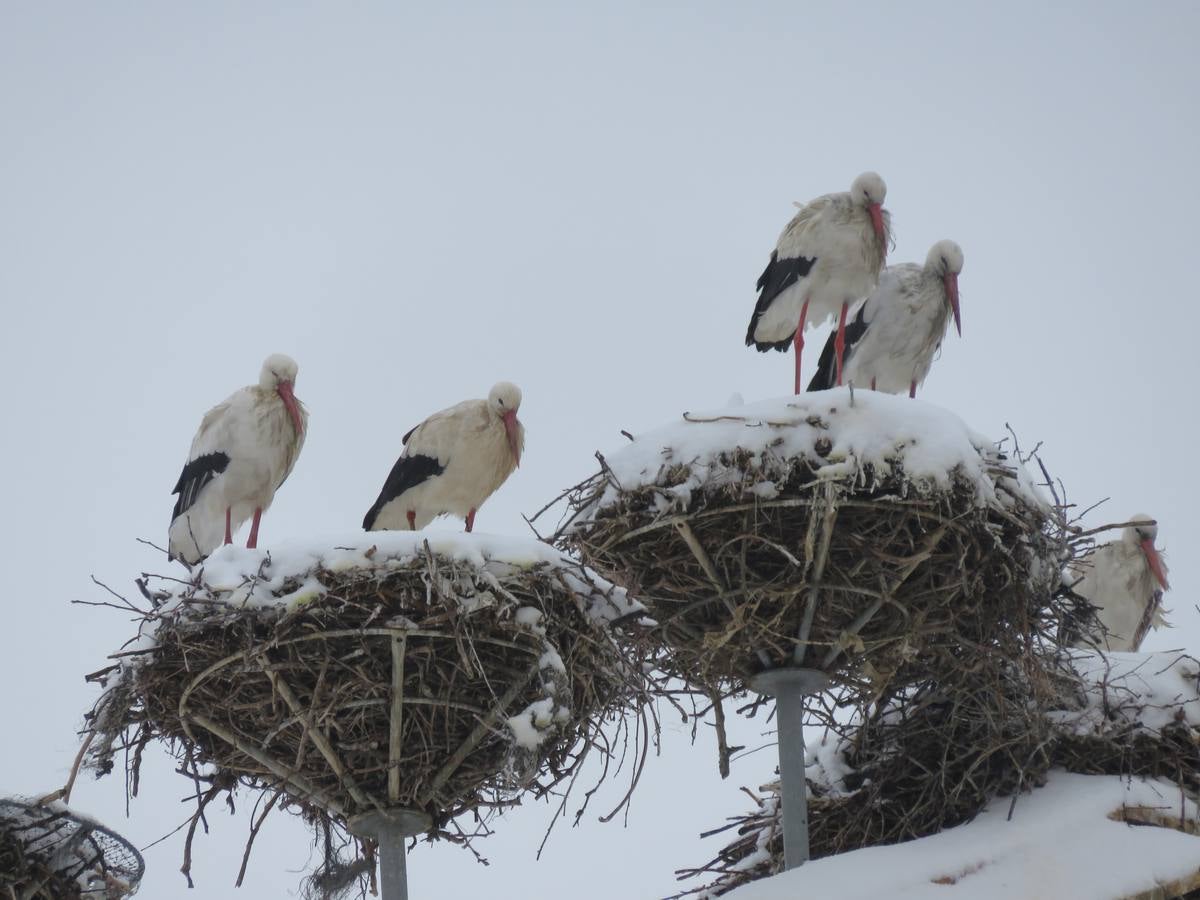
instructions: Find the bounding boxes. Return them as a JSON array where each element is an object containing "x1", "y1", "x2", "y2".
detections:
[
  {"x1": 168, "y1": 353, "x2": 307, "y2": 564},
  {"x1": 363, "y1": 382, "x2": 524, "y2": 533},
  {"x1": 1068, "y1": 516, "x2": 1171, "y2": 652},
  {"x1": 745, "y1": 171, "x2": 891, "y2": 393},
  {"x1": 807, "y1": 240, "x2": 963, "y2": 397}
]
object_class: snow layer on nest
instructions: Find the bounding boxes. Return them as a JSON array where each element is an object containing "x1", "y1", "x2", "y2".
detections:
[
  {"x1": 726, "y1": 773, "x2": 1200, "y2": 900},
  {"x1": 1049, "y1": 649, "x2": 1200, "y2": 735},
  {"x1": 584, "y1": 390, "x2": 1048, "y2": 519},
  {"x1": 125, "y1": 533, "x2": 642, "y2": 657}
]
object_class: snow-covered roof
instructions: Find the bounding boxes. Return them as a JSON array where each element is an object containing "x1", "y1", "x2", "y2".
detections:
[
  {"x1": 580, "y1": 390, "x2": 1049, "y2": 521},
  {"x1": 725, "y1": 773, "x2": 1200, "y2": 900}
]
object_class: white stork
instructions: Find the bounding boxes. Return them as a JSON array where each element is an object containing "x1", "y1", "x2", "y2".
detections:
[
  {"x1": 168, "y1": 353, "x2": 307, "y2": 564},
  {"x1": 363, "y1": 382, "x2": 524, "y2": 533},
  {"x1": 807, "y1": 239, "x2": 963, "y2": 397},
  {"x1": 1068, "y1": 516, "x2": 1171, "y2": 652},
  {"x1": 745, "y1": 171, "x2": 891, "y2": 394}
]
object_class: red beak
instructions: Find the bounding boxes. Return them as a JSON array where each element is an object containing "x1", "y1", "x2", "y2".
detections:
[
  {"x1": 868, "y1": 203, "x2": 885, "y2": 245},
  {"x1": 502, "y1": 409, "x2": 521, "y2": 467},
  {"x1": 944, "y1": 272, "x2": 962, "y2": 337},
  {"x1": 1140, "y1": 538, "x2": 1170, "y2": 591},
  {"x1": 277, "y1": 381, "x2": 304, "y2": 437}
]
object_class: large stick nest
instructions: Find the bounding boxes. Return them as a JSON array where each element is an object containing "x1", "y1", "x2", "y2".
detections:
[
  {"x1": 558, "y1": 441, "x2": 1059, "y2": 697},
  {"x1": 672, "y1": 650, "x2": 1200, "y2": 898},
  {"x1": 83, "y1": 539, "x2": 649, "y2": 887},
  {"x1": 0, "y1": 797, "x2": 143, "y2": 899}
]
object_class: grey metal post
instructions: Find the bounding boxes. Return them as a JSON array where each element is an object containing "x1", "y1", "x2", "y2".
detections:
[
  {"x1": 348, "y1": 808, "x2": 431, "y2": 900},
  {"x1": 750, "y1": 668, "x2": 829, "y2": 871}
]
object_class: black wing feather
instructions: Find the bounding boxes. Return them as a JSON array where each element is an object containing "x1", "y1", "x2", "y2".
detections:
[
  {"x1": 362, "y1": 453, "x2": 445, "y2": 531},
  {"x1": 745, "y1": 251, "x2": 817, "y2": 352},
  {"x1": 806, "y1": 301, "x2": 869, "y2": 392},
  {"x1": 170, "y1": 452, "x2": 230, "y2": 521}
]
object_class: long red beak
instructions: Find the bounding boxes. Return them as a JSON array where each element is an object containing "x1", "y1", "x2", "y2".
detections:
[
  {"x1": 1140, "y1": 538, "x2": 1170, "y2": 590},
  {"x1": 277, "y1": 381, "x2": 304, "y2": 437},
  {"x1": 868, "y1": 203, "x2": 885, "y2": 245},
  {"x1": 502, "y1": 409, "x2": 521, "y2": 467},
  {"x1": 944, "y1": 272, "x2": 962, "y2": 336}
]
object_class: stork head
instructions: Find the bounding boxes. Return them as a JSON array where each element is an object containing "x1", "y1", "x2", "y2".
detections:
[
  {"x1": 1126, "y1": 514, "x2": 1170, "y2": 591},
  {"x1": 260, "y1": 353, "x2": 305, "y2": 437},
  {"x1": 488, "y1": 381, "x2": 524, "y2": 467},
  {"x1": 926, "y1": 239, "x2": 964, "y2": 337},
  {"x1": 850, "y1": 171, "x2": 889, "y2": 244}
]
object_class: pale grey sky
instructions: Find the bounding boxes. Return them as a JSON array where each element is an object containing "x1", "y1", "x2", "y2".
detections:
[{"x1": 2, "y1": 2, "x2": 1198, "y2": 898}]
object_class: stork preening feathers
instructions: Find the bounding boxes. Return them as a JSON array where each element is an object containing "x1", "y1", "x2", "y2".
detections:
[
  {"x1": 168, "y1": 354, "x2": 307, "y2": 564},
  {"x1": 808, "y1": 239, "x2": 964, "y2": 397},
  {"x1": 746, "y1": 172, "x2": 891, "y2": 394},
  {"x1": 1068, "y1": 516, "x2": 1171, "y2": 652},
  {"x1": 363, "y1": 382, "x2": 525, "y2": 533}
]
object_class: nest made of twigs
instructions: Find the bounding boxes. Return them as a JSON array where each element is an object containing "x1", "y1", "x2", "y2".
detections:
[
  {"x1": 0, "y1": 798, "x2": 143, "y2": 900},
  {"x1": 83, "y1": 538, "x2": 649, "y2": 887},
  {"x1": 673, "y1": 650, "x2": 1200, "y2": 898},
  {"x1": 560, "y1": 440, "x2": 1057, "y2": 698}
]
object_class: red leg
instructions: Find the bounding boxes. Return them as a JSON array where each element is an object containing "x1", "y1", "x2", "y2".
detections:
[
  {"x1": 909, "y1": 380, "x2": 917, "y2": 399},
  {"x1": 465, "y1": 508, "x2": 476, "y2": 533},
  {"x1": 247, "y1": 507, "x2": 262, "y2": 548},
  {"x1": 406, "y1": 510, "x2": 416, "y2": 530},
  {"x1": 835, "y1": 302, "x2": 849, "y2": 386},
  {"x1": 224, "y1": 508, "x2": 233, "y2": 545},
  {"x1": 793, "y1": 298, "x2": 810, "y2": 395}
]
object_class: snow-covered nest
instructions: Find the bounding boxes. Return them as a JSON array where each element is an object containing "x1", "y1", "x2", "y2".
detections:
[
  {"x1": 704, "y1": 773, "x2": 1200, "y2": 900},
  {"x1": 1051, "y1": 650, "x2": 1200, "y2": 792},
  {"x1": 676, "y1": 650, "x2": 1200, "y2": 897},
  {"x1": 0, "y1": 796, "x2": 143, "y2": 899},
  {"x1": 556, "y1": 391, "x2": 1059, "y2": 694},
  {"x1": 83, "y1": 533, "x2": 648, "y2": 889}
]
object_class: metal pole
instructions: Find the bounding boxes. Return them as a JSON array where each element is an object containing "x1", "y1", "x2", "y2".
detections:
[
  {"x1": 348, "y1": 808, "x2": 430, "y2": 900},
  {"x1": 375, "y1": 823, "x2": 409, "y2": 900},
  {"x1": 750, "y1": 668, "x2": 829, "y2": 871}
]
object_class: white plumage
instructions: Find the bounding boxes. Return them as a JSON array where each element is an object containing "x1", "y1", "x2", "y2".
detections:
[
  {"x1": 1069, "y1": 516, "x2": 1171, "y2": 652},
  {"x1": 363, "y1": 382, "x2": 525, "y2": 533},
  {"x1": 746, "y1": 171, "x2": 891, "y2": 393},
  {"x1": 168, "y1": 354, "x2": 307, "y2": 564},
  {"x1": 808, "y1": 240, "x2": 963, "y2": 397}
]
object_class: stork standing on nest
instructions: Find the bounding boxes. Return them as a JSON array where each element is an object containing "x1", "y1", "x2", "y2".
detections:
[
  {"x1": 745, "y1": 172, "x2": 891, "y2": 394},
  {"x1": 807, "y1": 239, "x2": 964, "y2": 397},
  {"x1": 168, "y1": 354, "x2": 307, "y2": 564},
  {"x1": 1068, "y1": 516, "x2": 1170, "y2": 652},
  {"x1": 363, "y1": 382, "x2": 524, "y2": 533}
]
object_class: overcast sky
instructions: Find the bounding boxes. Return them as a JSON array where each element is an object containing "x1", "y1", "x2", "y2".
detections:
[{"x1": 2, "y1": 2, "x2": 1199, "y2": 898}]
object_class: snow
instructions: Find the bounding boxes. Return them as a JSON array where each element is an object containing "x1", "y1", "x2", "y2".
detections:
[
  {"x1": 1049, "y1": 649, "x2": 1200, "y2": 735},
  {"x1": 506, "y1": 697, "x2": 565, "y2": 750},
  {"x1": 581, "y1": 390, "x2": 1048, "y2": 520},
  {"x1": 726, "y1": 773, "x2": 1200, "y2": 900},
  {"x1": 148, "y1": 531, "x2": 643, "y2": 627},
  {"x1": 804, "y1": 730, "x2": 856, "y2": 797}
]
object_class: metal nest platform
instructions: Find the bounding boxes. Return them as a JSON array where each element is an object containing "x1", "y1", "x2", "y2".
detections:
[
  {"x1": 0, "y1": 797, "x2": 144, "y2": 899},
  {"x1": 82, "y1": 536, "x2": 649, "y2": 891},
  {"x1": 561, "y1": 443, "x2": 1059, "y2": 697}
]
